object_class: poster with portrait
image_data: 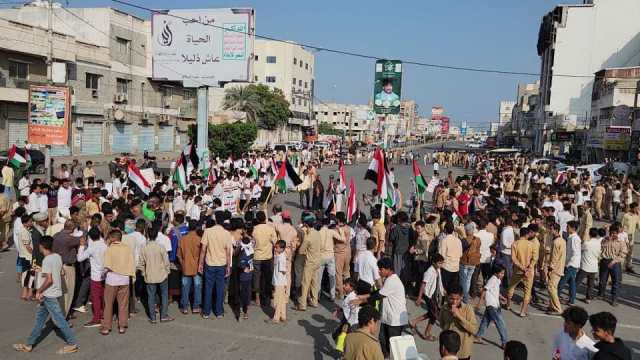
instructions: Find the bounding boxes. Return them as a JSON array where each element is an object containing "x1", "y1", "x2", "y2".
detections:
[{"x1": 373, "y1": 59, "x2": 402, "y2": 115}]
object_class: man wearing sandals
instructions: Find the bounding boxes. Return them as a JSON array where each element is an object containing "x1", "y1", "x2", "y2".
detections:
[{"x1": 13, "y1": 236, "x2": 79, "y2": 355}]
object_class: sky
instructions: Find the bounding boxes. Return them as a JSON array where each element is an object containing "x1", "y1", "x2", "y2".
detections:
[{"x1": 33, "y1": 0, "x2": 576, "y2": 129}]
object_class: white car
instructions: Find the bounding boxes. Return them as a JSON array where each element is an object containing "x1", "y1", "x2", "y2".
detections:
[
  {"x1": 575, "y1": 164, "x2": 605, "y2": 183},
  {"x1": 466, "y1": 142, "x2": 481, "y2": 149}
]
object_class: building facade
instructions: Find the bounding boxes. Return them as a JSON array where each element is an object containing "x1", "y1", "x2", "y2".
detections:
[
  {"x1": 535, "y1": 0, "x2": 640, "y2": 155},
  {"x1": 253, "y1": 39, "x2": 315, "y2": 140},
  {"x1": 0, "y1": 5, "x2": 196, "y2": 157},
  {"x1": 314, "y1": 102, "x2": 374, "y2": 141},
  {"x1": 511, "y1": 82, "x2": 540, "y2": 150}
]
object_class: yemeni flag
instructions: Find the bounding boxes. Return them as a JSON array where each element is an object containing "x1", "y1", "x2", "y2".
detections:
[
  {"x1": 183, "y1": 142, "x2": 199, "y2": 173},
  {"x1": 412, "y1": 159, "x2": 428, "y2": 195},
  {"x1": 207, "y1": 161, "x2": 217, "y2": 185},
  {"x1": 7, "y1": 144, "x2": 27, "y2": 168},
  {"x1": 274, "y1": 157, "x2": 302, "y2": 192},
  {"x1": 338, "y1": 159, "x2": 347, "y2": 194},
  {"x1": 364, "y1": 149, "x2": 394, "y2": 208},
  {"x1": 128, "y1": 160, "x2": 151, "y2": 195},
  {"x1": 347, "y1": 177, "x2": 357, "y2": 222},
  {"x1": 173, "y1": 153, "x2": 188, "y2": 190}
]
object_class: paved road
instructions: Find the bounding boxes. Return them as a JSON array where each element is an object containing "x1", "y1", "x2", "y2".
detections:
[{"x1": 2, "y1": 144, "x2": 640, "y2": 359}]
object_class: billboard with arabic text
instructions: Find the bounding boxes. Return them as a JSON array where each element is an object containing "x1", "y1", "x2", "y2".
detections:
[
  {"x1": 152, "y1": 8, "x2": 254, "y2": 86},
  {"x1": 28, "y1": 85, "x2": 70, "y2": 145}
]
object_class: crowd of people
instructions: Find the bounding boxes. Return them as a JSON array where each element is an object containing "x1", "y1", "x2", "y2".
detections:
[{"x1": 0, "y1": 144, "x2": 636, "y2": 360}]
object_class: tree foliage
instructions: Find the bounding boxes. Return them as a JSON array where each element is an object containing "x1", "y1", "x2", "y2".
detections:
[
  {"x1": 208, "y1": 122, "x2": 258, "y2": 158},
  {"x1": 222, "y1": 86, "x2": 262, "y2": 123},
  {"x1": 317, "y1": 122, "x2": 342, "y2": 136}
]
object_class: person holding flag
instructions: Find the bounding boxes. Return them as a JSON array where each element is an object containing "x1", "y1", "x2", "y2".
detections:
[{"x1": 412, "y1": 159, "x2": 428, "y2": 219}]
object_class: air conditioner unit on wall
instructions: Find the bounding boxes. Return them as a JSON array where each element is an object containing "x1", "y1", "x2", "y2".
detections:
[
  {"x1": 142, "y1": 112, "x2": 150, "y2": 120},
  {"x1": 163, "y1": 98, "x2": 171, "y2": 108},
  {"x1": 91, "y1": 89, "x2": 98, "y2": 98},
  {"x1": 114, "y1": 93, "x2": 128, "y2": 103}
]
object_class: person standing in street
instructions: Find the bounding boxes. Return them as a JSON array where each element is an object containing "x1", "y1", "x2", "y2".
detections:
[
  {"x1": 295, "y1": 213, "x2": 322, "y2": 311},
  {"x1": 2, "y1": 161, "x2": 15, "y2": 201},
  {"x1": 598, "y1": 225, "x2": 627, "y2": 306},
  {"x1": 439, "y1": 221, "x2": 463, "y2": 293},
  {"x1": 546, "y1": 223, "x2": 566, "y2": 315},
  {"x1": 76, "y1": 227, "x2": 107, "y2": 328},
  {"x1": 177, "y1": 220, "x2": 203, "y2": 314},
  {"x1": 621, "y1": 202, "x2": 639, "y2": 274},
  {"x1": 317, "y1": 217, "x2": 341, "y2": 301},
  {"x1": 334, "y1": 212, "x2": 352, "y2": 300},
  {"x1": 459, "y1": 223, "x2": 481, "y2": 304},
  {"x1": 139, "y1": 227, "x2": 173, "y2": 324},
  {"x1": 505, "y1": 227, "x2": 535, "y2": 317},
  {"x1": 199, "y1": 212, "x2": 233, "y2": 319},
  {"x1": 269, "y1": 240, "x2": 288, "y2": 323},
  {"x1": 52, "y1": 220, "x2": 81, "y2": 318},
  {"x1": 12, "y1": 236, "x2": 78, "y2": 355},
  {"x1": 439, "y1": 284, "x2": 478, "y2": 360},
  {"x1": 558, "y1": 221, "x2": 581, "y2": 306},
  {"x1": 101, "y1": 229, "x2": 135, "y2": 335},
  {"x1": 0, "y1": 185, "x2": 10, "y2": 252},
  {"x1": 474, "y1": 265, "x2": 508, "y2": 348},
  {"x1": 588, "y1": 312, "x2": 632, "y2": 360},
  {"x1": 252, "y1": 211, "x2": 277, "y2": 307},
  {"x1": 551, "y1": 306, "x2": 597, "y2": 360}
]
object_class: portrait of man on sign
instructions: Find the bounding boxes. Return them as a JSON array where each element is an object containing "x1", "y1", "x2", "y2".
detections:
[{"x1": 374, "y1": 78, "x2": 400, "y2": 108}]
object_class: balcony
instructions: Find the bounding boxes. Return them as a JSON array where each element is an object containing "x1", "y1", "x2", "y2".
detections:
[{"x1": 178, "y1": 99, "x2": 197, "y2": 119}]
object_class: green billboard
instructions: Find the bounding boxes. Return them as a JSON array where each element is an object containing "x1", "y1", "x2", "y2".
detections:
[{"x1": 373, "y1": 59, "x2": 402, "y2": 115}]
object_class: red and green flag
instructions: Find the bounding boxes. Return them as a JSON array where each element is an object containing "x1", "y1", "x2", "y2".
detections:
[
  {"x1": 412, "y1": 159, "x2": 427, "y2": 195},
  {"x1": 8, "y1": 144, "x2": 27, "y2": 168},
  {"x1": 274, "y1": 158, "x2": 302, "y2": 192}
]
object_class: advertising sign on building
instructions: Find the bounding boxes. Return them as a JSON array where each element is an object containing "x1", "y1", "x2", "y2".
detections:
[
  {"x1": 460, "y1": 121, "x2": 468, "y2": 137},
  {"x1": 431, "y1": 106, "x2": 444, "y2": 120},
  {"x1": 604, "y1": 126, "x2": 631, "y2": 150},
  {"x1": 440, "y1": 116, "x2": 450, "y2": 135},
  {"x1": 28, "y1": 85, "x2": 70, "y2": 145},
  {"x1": 373, "y1": 60, "x2": 402, "y2": 115},
  {"x1": 152, "y1": 8, "x2": 254, "y2": 87}
]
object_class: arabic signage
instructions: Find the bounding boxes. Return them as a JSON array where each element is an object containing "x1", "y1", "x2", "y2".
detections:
[
  {"x1": 604, "y1": 126, "x2": 631, "y2": 151},
  {"x1": 28, "y1": 85, "x2": 70, "y2": 145},
  {"x1": 431, "y1": 106, "x2": 444, "y2": 120},
  {"x1": 460, "y1": 121, "x2": 467, "y2": 137},
  {"x1": 152, "y1": 8, "x2": 254, "y2": 87},
  {"x1": 373, "y1": 60, "x2": 402, "y2": 115},
  {"x1": 440, "y1": 116, "x2": 450, "y2": 135}
]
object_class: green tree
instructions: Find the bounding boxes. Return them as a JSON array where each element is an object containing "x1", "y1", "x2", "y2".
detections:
[
  {"x1": 208, "y1": 122, "x2": 258, "y2": 158},
  {"x1": 251, "y1": 84, "x2": 291, "y2": 130},
  {"x1": 222, "y1": 85, "x2": 263, "y2": 122},
  {"x1": 317, "y1": 122, "x2": 342, "y2": 136}
]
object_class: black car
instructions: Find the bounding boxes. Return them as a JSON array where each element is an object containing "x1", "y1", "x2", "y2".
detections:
[{"x1": 0, "y1": 148, "x2": 46, "y2": 174}]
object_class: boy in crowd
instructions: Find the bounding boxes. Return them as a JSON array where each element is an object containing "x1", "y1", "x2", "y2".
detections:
[
  {"x1": 552, "y1": 306, "x2": 597, "y2": 360},
  {"x1": 270, "y1": 240, "x2": 288, "y2": 323},
  {"x1": 588, "y1": 312, "x2": 631, "y2": 360},
  {"x1": 439, "y1": 330, "x2": 461, "y2": 360},
  {"x1": 475, "y1": 265, "x2": 508, "y2": 348},
  {"x1": 409, "y1": 254, "x2": 445, "y2": 342}
]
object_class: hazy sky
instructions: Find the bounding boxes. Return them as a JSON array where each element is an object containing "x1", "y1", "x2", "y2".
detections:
[{"x1": 24, "y1": 0, "x2": 576, "y2": 129}]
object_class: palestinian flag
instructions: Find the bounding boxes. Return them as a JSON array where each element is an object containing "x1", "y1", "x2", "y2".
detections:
[
  {"x1": 347, "y1": 178, "x2": 357, "y2": 222},
  {"x1": 274, "y1": 157, "x2": 302, "y2": 192},
  {"x1": 173, "y1": 152, "x2": 188, "y2": 190},
  {"x1": 412, "y1": 159, "x2": 428, "y2": 194},
  {"x1": 128, "y1": 160, "x2": 151, "y2": 195},
  {"x1": 364, "y1": 149, "x2": 394, "y2": 208},
  {"x1": 183, "y1": 142, "x2": 199, "y2": 173},
  {"x1": 8, "y1": 144, "x2": 27, "y2": 168}
]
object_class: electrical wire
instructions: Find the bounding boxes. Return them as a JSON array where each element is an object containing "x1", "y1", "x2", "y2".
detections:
[{"x1": 111, "y1": 0, "x2": 594, "y2": 79}]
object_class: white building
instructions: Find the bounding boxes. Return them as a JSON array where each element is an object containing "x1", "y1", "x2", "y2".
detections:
[
  {"x1": 314, "y1": 103, "x2": 374, "y2": 141},
  {"x1": 499, "y1": 101, "x2": 515, "y2": 125},
  {"x1": 535, "y1": 0, "x2": 640, "y2": 155},
  {"x1": 253, "y1": 39, "x2": 315, "y2": 134}
]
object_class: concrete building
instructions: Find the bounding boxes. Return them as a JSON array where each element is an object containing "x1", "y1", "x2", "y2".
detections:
[
  {"x1": 253, "y1": 39, "x2": 315, "y2": 139},
  {"x1": 399, "y1": 100, "x2": 418, "y2": 139},
  {"x1": 0, "y1": 4, "x2": 196, "y2": 157},
  {"x1": 511, "y1": 82, "x2": 540, "y2": 150},
  {"x1": 499, "y1": 101, "x2": 515, "y2": 125},
  {"x1": 535, "y1": 0, "x2": 640, "y2": 155},
  {"x1": 313, "y1": 102, "x2": 374, "y2": 141},
  {"x1": 586, "y1": 67, "x2": 640, "y2": 162}
]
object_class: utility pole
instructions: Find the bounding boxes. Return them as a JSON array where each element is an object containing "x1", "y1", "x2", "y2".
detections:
[{"x1": 44, "y1": 0, "x2": 53, "y2": 180}]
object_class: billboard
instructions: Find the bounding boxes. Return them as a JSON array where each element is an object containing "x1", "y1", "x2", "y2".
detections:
[
  {"x1": 152, "y1": 8, "x2": 254, "y2": 87},
  {"x1": 28, "y1": 85, "x2": 70, "y2": 145},
  {"x1": 460, "y1": 121, "x2": 468, "y2": 137},
  {"x1": 373, "y1": 60, "x2": 402, "y2": 115},
  {"x1": 440, "y1": 116, "x2": 450, "y2": 135},
  {"x1": 604, "y1": 126, "x2": 631, "y2": 150},
  {"x1": 431, "y1": 106, "x2": 444, "y2": 120}
]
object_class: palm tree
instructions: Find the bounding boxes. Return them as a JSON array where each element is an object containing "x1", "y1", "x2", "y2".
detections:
[{"x1": 222, "y1": 86, "x2": 262, "y2": 123}]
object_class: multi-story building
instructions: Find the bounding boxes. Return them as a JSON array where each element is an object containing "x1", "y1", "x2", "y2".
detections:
[
  {"x1": 253, "y1": 39, "x2": 315, "y2": 140},
  {"x1": 586, "y1": 67, "x2": 640, "y2": 162},
  {"x1": 0, "y1": 4, "x2": 196, "y2": 156},
  {"x1": 499, "y1": 101, "x2": 515, "y2": 126},
  {"x1": 535, "y1": 0, "x2": 640, "y2": 155},
  {"x1": 399, "y1": 100, "x2": 418, "y2": 139},
  {"x1": 511, "y1": 82, "x2": 540, "y2": 150},
  {"x1": 314, "y1": 103, "x2": 374, "y2": 141}
]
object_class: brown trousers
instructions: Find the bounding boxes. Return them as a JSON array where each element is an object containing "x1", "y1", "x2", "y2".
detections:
[
  {"x1": 62, "y1": 265, "x2": 76, "y2": 316},
  {"x1": 298, "y1": 262, "x2": 319, "y2": 309},
  {"x1": 102, "y1": 284, "x2": 129, "y2": 330},
  {"x1": 334, "y1": 251, "x2": 350, "y2": 299},
  {"x1": 547, "y1": 273, "x2": 562, "y2": 313},
  {"x1": 273, "y1": 285, "x2": 287, "y2": 321}
]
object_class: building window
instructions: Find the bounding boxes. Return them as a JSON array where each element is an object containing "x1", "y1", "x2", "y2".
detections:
[
  {"x1": 85, "y1": 73, "x2": 100, "y2": 90},
  {"x1": 300, "y1": 61, "x2": 303, "y2": 68},
  {"x1": 265, "y1": 76, "x2": 276, "y2": 83},
  {"x1": 298, "y1": 98, "x2": 302, "y2": 105},
  {"x1": 9, "y1": 60, "x2": 29, "y2": 80},
  {"x1": 254, "y1": 55, "x2": 259, "y2": 61},
  {"x1": 304, "y1": 99, "x2": 307, "y2": 106},
  {"x1": 183, "y1": 89, "x2": 194, "y2": 100},
  {"x1": 161, "y1": 86, "x2": 173, "y2": 98},
  {"x1": 292, "y1": 77, "x2": 296, "y2": 85},
  {"x1": 254, "y1": 75, "x2": 258, "y2": 81},
  {"x1": 293, "y1": 57, "x2": 297, "y2": 65},
  {"x1": 266, "y1": 56, "x2": 277, "y2": 64},
  {"x1": 116, "y1": 78, "x2": 129, "y2": 94},
  {"x1": 298, "y1": 79, "x2": 302, "y2": 86},
  {"x1": 116, "y1": 37, "x2": 131, "y2": 57},
  {"x1": 333, "y1": 112, "x2": 338, "y2": 116},
  {"x1": 304, "y1": 81, "x2": 308, "y2": 89},
  {"x1": 305, "y1": 63, "x2": 309, "y2": 70}
]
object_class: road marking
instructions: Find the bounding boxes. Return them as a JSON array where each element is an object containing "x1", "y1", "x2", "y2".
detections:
[
  {"x1": 172, "y1": 321, "x2": 314, "y2": 347},
  {"x1": 529, "y1": 312, "x2": 640, "y2": 330}
]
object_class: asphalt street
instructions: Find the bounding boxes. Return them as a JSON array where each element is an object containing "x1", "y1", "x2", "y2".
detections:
[{"x1": 1, "y1": 144, "x2": 639, "y2": 359}]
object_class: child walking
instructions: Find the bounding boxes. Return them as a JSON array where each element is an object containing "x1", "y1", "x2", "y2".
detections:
[
  {"x1": 269, "y1": 240, "x2": 288, "y2": 323},
  {"x1": 238, "y1": 235, "x2": 254, "y2": 320},
  {"x1": 475, "y1": 265, "x2": 509, "y2": 348},
  {"x1": 333, "y1": 278, "x2": 360, "y2": 352},
  {"x1": 409, "y1": 254, "x2": 445, "y2": 341}
]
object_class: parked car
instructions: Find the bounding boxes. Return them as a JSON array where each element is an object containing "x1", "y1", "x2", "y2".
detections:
[
  {"x1": 575, "y1": 164, "x2": 605, "y2": 183},
  {"x1": 286, "y1": 141, "x2": 304, "y2": 151},
  {"x1": 0, "y1": 148, "x2": 46, "y2": 174}
]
